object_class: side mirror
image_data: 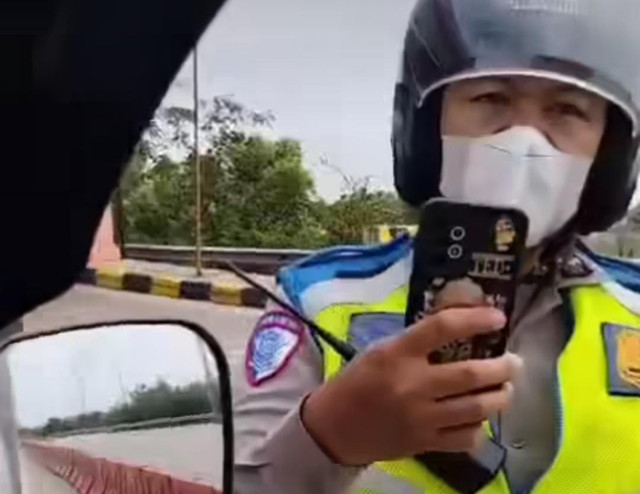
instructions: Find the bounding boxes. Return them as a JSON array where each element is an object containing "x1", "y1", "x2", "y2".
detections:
[{"x1": 0, "y1": 321, "x2": 233, "y2": 494}]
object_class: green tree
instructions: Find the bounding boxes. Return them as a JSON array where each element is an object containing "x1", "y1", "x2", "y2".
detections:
[
  {"x1": 322, "y1": 188, "x2": 413, "y2": 244},
  {"x1": 104, "y1": 379, "x2": 214, "y2": 424},
  {"x1": 119, "y1": 96, "x2": 416, "y2": 249},
  {"x1": 121, "y1": 97, "x2": 328, "y2": 248},
  {"x1": 122, "y1": 156, "x2": 195, "y2": 244},
  {"x1": 35, "y1": 379, "x2": 218, "y2": 436},
  {"x1": 317, "y1": 159, "x2": 417, "y2": 245},
  {"x1": 205, "y1": 136, "x2": 327, "y2": 248}
]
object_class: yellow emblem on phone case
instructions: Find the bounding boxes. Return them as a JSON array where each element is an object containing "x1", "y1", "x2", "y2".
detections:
[{"x1": 495, "y1": 217, "x2": 516, "y2": 253}]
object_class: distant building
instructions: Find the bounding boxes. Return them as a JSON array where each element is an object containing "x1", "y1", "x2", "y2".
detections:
[{"x1": 363, "y1": 225, "x2": 418, "y2": 244}]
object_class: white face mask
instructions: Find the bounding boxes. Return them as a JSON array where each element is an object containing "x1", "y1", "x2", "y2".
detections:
[{"x1": 440, "y1": 126, "x2": 593, "y2": 247}]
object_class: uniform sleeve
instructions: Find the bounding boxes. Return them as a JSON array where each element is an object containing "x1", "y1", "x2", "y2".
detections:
[{"x1": 233, "y1": 298, "x2": 363, "y2": 494}]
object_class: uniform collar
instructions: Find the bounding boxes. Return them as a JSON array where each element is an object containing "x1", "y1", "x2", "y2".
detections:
[
  {"x1": 510, "y1": 249, "x2": 604, "y2": 332},
  {"x1": 519, "y1": 247, "x2": 605, "y2": 290}
]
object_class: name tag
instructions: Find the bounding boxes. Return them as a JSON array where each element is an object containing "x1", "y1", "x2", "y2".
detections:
[
  {"x1": 348, "y1": 313, "x2": 405, "y2": 352},
  {"x1": 603, "y1": 323, "x2": 640, "y2": 396}
]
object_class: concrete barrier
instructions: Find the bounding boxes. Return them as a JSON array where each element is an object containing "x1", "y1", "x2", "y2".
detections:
[
  {"x1": 23, "y1": 440, "x2": 222, "y2": 494},
  {"x1": 210, "y1": 285, "x2": 242, "y2": 306},
  {"x1": 80, "y1": 267, "x2": 267, "y2": 309},
  {"x1": 96, "y1": 268, "x2": 125, "y2": 291}
]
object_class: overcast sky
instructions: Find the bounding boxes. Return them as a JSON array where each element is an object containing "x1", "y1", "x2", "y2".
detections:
[
  {"x1": 158, "y1": 0, "x2": 640, "y2": 208},
  {"x1": 162, "y1": 0, "x2": 416, "y2": 201}
]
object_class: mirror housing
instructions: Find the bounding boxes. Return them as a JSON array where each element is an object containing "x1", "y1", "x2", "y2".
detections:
[{"x1": 0, "y1": 320, "x2": 234, "y2": 494}]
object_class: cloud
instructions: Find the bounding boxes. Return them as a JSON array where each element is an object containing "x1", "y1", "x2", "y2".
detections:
[{"x1": 161, "y1": 0, "x2": 416, "y2": 200}]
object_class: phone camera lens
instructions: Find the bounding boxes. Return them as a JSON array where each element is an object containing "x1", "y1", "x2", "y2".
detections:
[
  {"x1": 448, "y1": 244, "x2": 463, "y2": 259},
  {"x1": 450, "y1": 226, "x2": 466, "y2": 241}
]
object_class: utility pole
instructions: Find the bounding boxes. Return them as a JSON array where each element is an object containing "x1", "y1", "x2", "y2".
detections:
[{"x1": 193, "y1": 45, "x2": 203, "y2": 276}]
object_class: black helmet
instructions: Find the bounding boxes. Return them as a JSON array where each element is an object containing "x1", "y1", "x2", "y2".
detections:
[{"x1": 392, "y1": 0, "x2": 640, "y2": 234}]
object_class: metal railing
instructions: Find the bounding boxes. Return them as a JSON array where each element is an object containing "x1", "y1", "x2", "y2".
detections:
[
  {"x1": 38, "y1": 413, "x2": 221, "y2": 439},
  {"x1": 124, "y1": 244, "x2": 312, "y2": 275}
]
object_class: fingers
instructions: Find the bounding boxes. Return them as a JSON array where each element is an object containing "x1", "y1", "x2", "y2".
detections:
[
  {"x1": 427, "y1": 353, "x2": 523, "y2": 400},
  {"x1": 430, "y1": 383, "x2": 514, "y2": 430},
  {"x1": 393, "y1": 307, "x2": 506, "y2": 357}
]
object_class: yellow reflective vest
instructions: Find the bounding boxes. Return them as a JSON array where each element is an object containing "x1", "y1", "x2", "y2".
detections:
[{"x1": 278, "y1": 239, "x2": 640, "y2": 494}]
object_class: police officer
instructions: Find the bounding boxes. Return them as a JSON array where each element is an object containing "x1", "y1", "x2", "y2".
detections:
[{"x1": 234, "y1": 1, "x2": 640, "y2": 493}]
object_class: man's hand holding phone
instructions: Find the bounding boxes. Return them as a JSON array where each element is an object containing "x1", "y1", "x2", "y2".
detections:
[{"x1": 302, "y1": 306, "x2": 522, "y2": 467}]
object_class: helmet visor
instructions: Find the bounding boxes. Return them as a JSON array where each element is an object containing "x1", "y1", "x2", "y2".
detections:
[{"x1": 408, "y1": 0, "x2": 640, "y2": 135}]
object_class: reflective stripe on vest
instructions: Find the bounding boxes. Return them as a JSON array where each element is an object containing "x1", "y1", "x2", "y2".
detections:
[{"x1": 312, "y1": 283, "x2": 640, "y2": 494}]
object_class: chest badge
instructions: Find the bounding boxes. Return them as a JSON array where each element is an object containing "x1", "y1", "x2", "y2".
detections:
[
  {"x1": 348, "y1": 313, "x2": 405, "y2": 352},
  {"x1": 603, "y1": 323, "x2": 640, "y2": 395}
]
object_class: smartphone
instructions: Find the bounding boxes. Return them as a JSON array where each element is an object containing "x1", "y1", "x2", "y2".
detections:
[{"x1": 405, "y1": 199, "x2": 528, "y2": 363}]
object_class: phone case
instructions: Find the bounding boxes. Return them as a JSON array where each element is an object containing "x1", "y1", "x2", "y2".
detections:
[{"x1": 405, "y1": 199, "x2": 529, "y2": 363}]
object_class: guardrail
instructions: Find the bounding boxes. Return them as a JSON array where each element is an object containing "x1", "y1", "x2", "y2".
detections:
[
  {"x1": 125, "y1": 244, "x2": 312, "y2": 275},
  {"x1": 24, "y1": 440, "x2": 221, "y2": 494},
  {"x1": 41, "y1": 413, "x2": 221, "y2": 439}
]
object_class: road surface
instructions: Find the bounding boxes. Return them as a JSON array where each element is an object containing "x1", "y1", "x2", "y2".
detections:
[
  {"x1": 23, "y1": 285, "x2": 262, "y2": 381},
  {"x1": 12, "y1": 285, "x2": 262, "y2": 489},
  {"x1": 56, "y1": 424, "x2": 223, "y2": 486},
  {"x1": 20, "y1": 450, "x2": 76, "y2": 494}
]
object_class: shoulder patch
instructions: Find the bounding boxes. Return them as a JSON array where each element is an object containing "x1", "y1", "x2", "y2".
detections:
[
  {"x1": 603, "y1": 323, "x2": 640, "y2": 396},
  {"x1": 246, "y1": 311, "x2": 304, "y2": 387}
]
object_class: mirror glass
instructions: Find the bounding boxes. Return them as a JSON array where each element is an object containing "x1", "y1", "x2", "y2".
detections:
[{"x1": 0, "y1": 323, "x2": 227, "y2": 494}]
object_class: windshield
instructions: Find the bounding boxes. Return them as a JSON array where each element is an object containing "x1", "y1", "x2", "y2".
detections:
[{"x1": 12, "y1": 2, "x2": 640, "y2": 494}]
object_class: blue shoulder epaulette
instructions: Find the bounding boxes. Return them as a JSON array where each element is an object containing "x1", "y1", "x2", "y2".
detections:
[
  {"x1": 278, "y1": 234, "x2": 413, "y2": 311},
  {"x1": 580, "y1": 243, "x2": 640, "y2": 293}
]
